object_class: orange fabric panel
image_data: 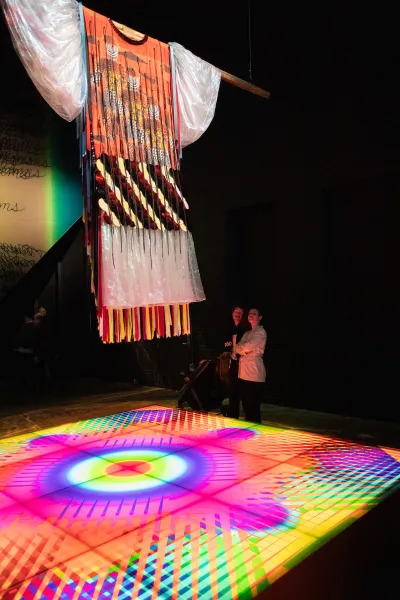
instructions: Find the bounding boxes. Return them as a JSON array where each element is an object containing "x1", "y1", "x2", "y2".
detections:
[{"x1": 83, "y1": 7, "x2": 177, "y2": 169}]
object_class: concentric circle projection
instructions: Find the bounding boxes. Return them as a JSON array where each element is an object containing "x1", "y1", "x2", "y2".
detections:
[
  {"x1": 9, "y1": 424, "x2": 298, "y2": 537},
  {"x1": 3, "y1": 408, "x2": 400, "y2": 600},
  {"x1": 67, "y1": 449, "x2": 188, "y2": 493}
]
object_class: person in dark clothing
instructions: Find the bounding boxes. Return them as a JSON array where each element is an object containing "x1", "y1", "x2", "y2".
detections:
[
  {"x1": 14, "y1": 317, "x2": 35, "y2": 350},
  {"x1": 223, "y1": 305, "x2": 249, "y2": 419},
  {"x1": 12, "y1": 307, "x2": 51, "y2": 392},
  {"x1": 13, "y1": 315, "x2": 36, "y2": 389},
  {"x1": 32, "y1": 308, "x2": 51, "y2": 386}
]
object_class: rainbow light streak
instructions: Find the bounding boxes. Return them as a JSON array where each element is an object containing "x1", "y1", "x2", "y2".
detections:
[
  {"x1": 45, "y1": 134, "x2": 82, "y2": 248},
  {"x1": 0, "y1": 406, "x2": 399, "y2": 599}
]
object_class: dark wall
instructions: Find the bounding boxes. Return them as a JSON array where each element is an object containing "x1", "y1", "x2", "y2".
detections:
[
  {"x1": 178, "y1": 26, "x2": 400, "y2": 420},
  {"x1": 320, "y1": 174, "x2": 400, "y2": 419},
  {"x1": 170, "y1": 4, "x2": 399, "y2": 421},
  {"x1": 185, "y1": 96, "x2": 400, "y2": 420}
]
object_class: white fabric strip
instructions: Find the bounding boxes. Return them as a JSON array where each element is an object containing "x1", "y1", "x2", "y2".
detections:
[
  {"x1": 101, "y1": 225, "x2": 205, "y2": 308},
  {"x1": 1, "y1": 0, "x2": 87, "y2": 121},
  {"x1": 170, "y1": 42, "x2": 221, "y2": 148}
]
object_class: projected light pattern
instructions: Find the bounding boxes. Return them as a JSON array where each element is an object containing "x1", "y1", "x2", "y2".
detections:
[
  {"x1": 66, "y1": 449, "x2": 188, "y2": 492},
  {"x1": 0, "y1": 406, "x2": 399, "y2": 599}
]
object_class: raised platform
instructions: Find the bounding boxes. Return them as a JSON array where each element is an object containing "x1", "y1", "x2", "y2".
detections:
[{"x1": 0, "y1": 402, "x2": 399, "y2": 599}]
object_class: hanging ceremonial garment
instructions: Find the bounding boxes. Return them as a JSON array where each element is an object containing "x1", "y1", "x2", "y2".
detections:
[
  {"x1": 85, "y1": 12, "x2": 176, "y2": 168},
  {"x1": 81, "y1": 7, "x2": 205, "y2": 343}
]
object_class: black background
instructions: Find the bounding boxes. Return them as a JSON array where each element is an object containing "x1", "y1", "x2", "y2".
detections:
[{"x1": 1, "y1": 2, "x2": 399, "y2": 420}]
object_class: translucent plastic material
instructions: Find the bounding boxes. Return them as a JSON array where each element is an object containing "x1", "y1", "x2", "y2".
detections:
[
  {"x1": 101, "y1": 226, "x2": 205, "y2": 308},
  {"x1": 2, "y1": 0, "x2": 87, "y2": 122},
  {"x1": 170, "y1": 43, "x2": 221, "y2": 148}
]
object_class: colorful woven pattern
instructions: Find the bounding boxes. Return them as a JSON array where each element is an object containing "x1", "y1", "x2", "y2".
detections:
[
  {"x1": 1, "y1": 407, "x2": 399, "y2": 599},
  {"x1": 81, "y1": 8, "x2": 204, "y2": 343}
]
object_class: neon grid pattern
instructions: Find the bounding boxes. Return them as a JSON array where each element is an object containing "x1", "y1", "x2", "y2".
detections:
[{"x1": 0, "y1": 405, "x2": 399, "y2": 599}]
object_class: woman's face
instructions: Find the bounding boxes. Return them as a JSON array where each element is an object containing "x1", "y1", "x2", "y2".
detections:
[
  {"x1": 232, "y1": 307, "x2": 244, "y2": 325},
  {"x1": 248, "y1": 308, "x2": 262, "y2": 326}
]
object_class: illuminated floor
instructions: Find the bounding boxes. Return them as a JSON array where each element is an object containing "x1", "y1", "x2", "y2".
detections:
[{"x1": 0, "y1": 406, "x2": 399, "y2": 599}]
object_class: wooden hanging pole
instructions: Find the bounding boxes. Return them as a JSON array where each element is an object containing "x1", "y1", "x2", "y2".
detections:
[
  {"x1": 112, "y1": 20, "x2": 270, "y2": 100},
  {"x1": 218, "y1": 69, "x2": 269, "y2": 99}
]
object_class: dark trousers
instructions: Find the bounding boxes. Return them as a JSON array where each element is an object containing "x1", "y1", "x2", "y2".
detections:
[
  {"x1": 228, "y1": 361, "x2": 241, "y2": 418},
  {"x1": 240, "y1": 379, "x2": 264, "y2": 423},
  {"x1": 14, "y1": 351, "x2": 35, "y2": 388},
  {"x1": 228, "y1": 377, "x2": 241, "y2": 418}
]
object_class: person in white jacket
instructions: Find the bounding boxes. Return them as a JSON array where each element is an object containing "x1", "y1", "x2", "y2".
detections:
[{"x1": 234, "y1": 307, "x2": 267, "y2": 423}]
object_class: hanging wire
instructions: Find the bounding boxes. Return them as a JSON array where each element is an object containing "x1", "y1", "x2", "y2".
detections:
[{"x1": 247, "y1": 0, "x2": 253, "y2": 82}]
